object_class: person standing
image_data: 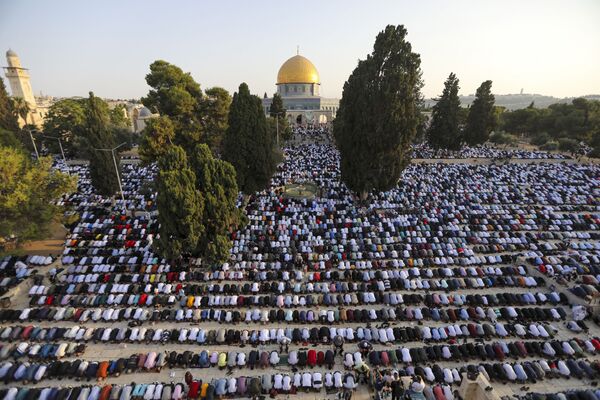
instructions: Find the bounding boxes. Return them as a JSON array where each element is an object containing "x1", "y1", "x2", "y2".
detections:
[{"x1": 391, "y1": 373, "x2": 404, "y2": 400}]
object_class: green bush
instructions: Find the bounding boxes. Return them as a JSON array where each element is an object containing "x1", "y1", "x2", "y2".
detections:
[
  {"x1": 489, "y1": 132, "x2": 517, "y2": 145},
  {"x1": 531, "y1": 132, "x2": 549, "y2": 146},
  {"x1": 558, "y1": 138, "x2": 579, "y2": 152},
  {"x1": 540, "y1": 141, "x2": 558, "y2": 151}
]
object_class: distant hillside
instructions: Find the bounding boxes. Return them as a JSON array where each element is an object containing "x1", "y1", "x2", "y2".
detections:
[{"x1": 425, "y1": 94, "x2": 600, "y2": 110}]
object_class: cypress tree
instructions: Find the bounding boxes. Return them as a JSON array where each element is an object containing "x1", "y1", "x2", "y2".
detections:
[
  {"x1": 269, "y1": 93, "x2": 286, "y2": 119},
  {"x1": 427, "y1": 73, "x2": 462, "y2": 150},
  {"x1": 464, "y1": 80, "x2": 496, "y2": 145},
  {"x1": 85, "y1": 92, "x2": 120, "y2": 196},
  {"x1": 334, "y1": 25, "x2": 423, "y2": 199},
  {"x1": 189, "y1": 144, "x2": 241, "y2": 263},
  {"x1": 223, "y1": 83, "x2": 275, "y2": 194},
  {"x1": 0, "y1": 78, "x2": 18, "y2": 132},
  {"x1": 155, "y1": 145, "x2": 204, "y2": 259}
]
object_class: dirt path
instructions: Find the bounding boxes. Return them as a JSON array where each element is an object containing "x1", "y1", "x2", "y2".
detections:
[{"x1": 18, "y1": 221, "x2": 67, "y2": 256}]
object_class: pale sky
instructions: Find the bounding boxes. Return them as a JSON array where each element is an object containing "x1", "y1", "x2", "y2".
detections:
[{"x1": 1, "y1": 0, "x2": 599, "y2": 100}]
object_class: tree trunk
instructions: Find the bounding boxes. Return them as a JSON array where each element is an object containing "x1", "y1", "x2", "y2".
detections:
[{"x1": 359, "y1": 191, "x2": 368, "y2": 202}]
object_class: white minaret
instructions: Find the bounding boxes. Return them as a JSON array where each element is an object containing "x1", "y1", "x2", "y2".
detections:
[{"x1": 4, "y1": 49, "x2": 40, "y2": 126}]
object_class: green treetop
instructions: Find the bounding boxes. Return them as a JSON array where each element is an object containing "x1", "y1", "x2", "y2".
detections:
[
  {"x1": 83, "y1": 92, "x2": 120, "y2": 196},
  {"x1": 463, "y1": 80, "x2": 496, "y2": 145},
  {"x1": 427, "y1": 72, "x2": 462, "y2": 150},
  {"x1": 269, "y1": 93, "x2": 286, "y2": 119},
  {"x1": 0, "y1": 146, "x2": 76, "y2": 244},
  {"x1": 0, "y1": 78, "x2": 18, "y2": 132},
  {"x1": 155, "y1": 145, "x2": 204, "y2": 259},
  {"x1": 334, "y1": 24, "x2": 423, "y2": 199},
  {"x1": 202, "y1": 86, "x2": 232, "y2": 153},
  {"x1": 189, "y1": 144, "x2": 242, "y2": 263},
  {"x1": 223, "y1": 82, "x2": 276, "y2": 195}
]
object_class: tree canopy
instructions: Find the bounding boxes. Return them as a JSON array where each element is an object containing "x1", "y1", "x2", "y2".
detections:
[
  {"x1": 139, "y1": 60, "x2": 244, "y2": 262},
  {"x1": 269, "y1": 93, "x2": 286, "y2": 119},
  {"x1": 43, "y1": 97, "x2": 133, "y2": 157},
  {"x1": 138, "y1": 116, "x2": 176, "y2": 162},
  {"x1": 155, "y1": 145, "x2": 204, "y2": 259},
  {"x1": 83, "y1": 92, "x2": 120, "y2": 196},
  {"x1": 141, "y1": 60, "x2": 204, "y2": 150},
  {"x1": 42, "y1": 98, "x2": 87, "y2": 155},
  {"x1": 202, "y1": 86, "x2": 231, "y2": 153},
  {"x1": 427, "y1": 73, "x2": 462, "y2": 150},
  {"x1": 189, "y1": 144, "x2": 243, "y2": 262},
  {"x1": 463, "y1": 80, "x2": 496, "y2": 145},
  {"x1": 0, "y1": 146, "x2": 76, "y2": 244},
  {"x1": 334, "y1": 24, "x2": 423, "y2": 198},
  {"x1": 11, "y1": 97, "x2": 30, "y2": 126},
  {"x1": 140, "y1": 61, "x2": 235, "y2": 157},
  {"x1": 223, "y1": 82, "x2": 276, "y2": 194},
  {"x1": 500, "y1": 98, "x2": 600, "y2": 143},
  {"x1": 0, "y1": 78, "x2": 18, "y2": 132}
]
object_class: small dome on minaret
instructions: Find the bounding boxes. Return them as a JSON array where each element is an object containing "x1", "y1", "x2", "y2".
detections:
[{"x1": 6, "y1": 49, "x2": 18, "y2": 57}]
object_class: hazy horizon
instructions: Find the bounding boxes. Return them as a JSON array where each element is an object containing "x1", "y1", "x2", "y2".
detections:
[{"x1": 1, "y1": 0, "x2": 599, "y2": 100}]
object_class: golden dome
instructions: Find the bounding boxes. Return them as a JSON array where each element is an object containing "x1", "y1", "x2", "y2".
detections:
[{"x1": 277, "y1": 55, "x2": 320, "y2": 85}]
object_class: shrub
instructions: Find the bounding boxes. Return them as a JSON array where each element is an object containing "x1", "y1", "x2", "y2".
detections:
[
  {"x1": 540, "y1": 141, "x2": 558, "y2": 151},
  {"x1": 489, "y1": 132, "x2": 517, "y2": 145},
  {"x1": 531, "y1": 132, "x2": 549, "y2": 146},
  {"x1": 558, "y1": 138, "x2": 579, "y2": 152}
]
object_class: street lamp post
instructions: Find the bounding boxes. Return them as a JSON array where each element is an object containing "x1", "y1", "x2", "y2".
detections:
[
  {"x1": 93, "y1": 142, "x2": 127, "y2": 211},
  {"x1": 41, "y1": 135, "x2": 67, "y2": 165},
  {"x1": 27, "y1": 128, "x2": 39, "y2": 160}
]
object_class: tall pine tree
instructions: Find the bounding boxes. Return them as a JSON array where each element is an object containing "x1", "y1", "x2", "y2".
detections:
[
  {"x1": 334, "y1": 25, "x2": 423, "y2": 199},
  {"x1": 84, "y1": 92, "x2": 120, "y2": 196},
  {"x1": 269, "y1": 93, "x2": 286, "y2": 119},
  {"x1": 223, "y1": 83, "x2": 275, "y2": 194},
  {"x1": 0, "y1": 78, "x2": 18, "y2": 132},
  {"x1": 155, "y1": 145, "x2": 204, "y2": 259},
  {"x1": 463, "y1": 80, "x2": 496, "y2": 145},
  {"x1": 189, "y1": 144, "x2": 242, "y2": 263},
  {"x1": 427, "y1": 73, "x2": 462, "y2": 150}
]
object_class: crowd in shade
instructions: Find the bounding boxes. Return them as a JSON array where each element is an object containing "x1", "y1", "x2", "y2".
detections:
[
  {"x1": 410, "y1": 143, "x2": 575, "y2": 159},
  {"x1": 0, "y1": 128, "x2": 598, "y2": 400}
]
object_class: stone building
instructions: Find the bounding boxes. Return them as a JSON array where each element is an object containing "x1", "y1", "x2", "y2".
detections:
[
  {"x1": 262, "y1": 53, "x2": 339, "y2": 126},
  {"x1": 3, "y1": 49, "x2": 46, "y2": 127}
]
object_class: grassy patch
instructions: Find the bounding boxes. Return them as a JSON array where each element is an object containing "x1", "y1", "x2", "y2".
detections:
[{"x1": 284, "y1": 182, "x2": 318, "y2": 199}]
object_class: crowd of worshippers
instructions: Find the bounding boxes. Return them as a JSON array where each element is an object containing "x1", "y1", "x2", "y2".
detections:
[
  {"x1": 291, "y1": 126, "x2": 330, "y2": 141},
  {"x1": 4, "y1": 334, "x2": 599, "y2": 370},
  {"x1": 1, "y1": 129, "x2": 597, "y2": 400},
  {"x1": 2, "y1": 349, "x2": 600, "y2": 395},
  {"x1": 410, "y1": 143, "x2": 573, "y2": 159},
  {"x1": 2, "y1": 352, "x2": 600, "y2": 392},
  {"x1": 3, "y1": 381, "x2": 600, "y2": 400},
  {"x1": 0, "y1": 256, "x2": 41, "y2": 296},
  {"x1": 1, "y1": 339, "x2": 86, "y2": 360},
  {"x1": 0, "y1": 371, "x2": 355, "y2": 400},
  {"x1": 0, "y1": 319, "x2": 570, "y2": 344}
]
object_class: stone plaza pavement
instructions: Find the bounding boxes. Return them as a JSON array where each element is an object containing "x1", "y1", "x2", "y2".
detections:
[{"x1": 1, "y1": 145, "x2": 599, "y2": 399}]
